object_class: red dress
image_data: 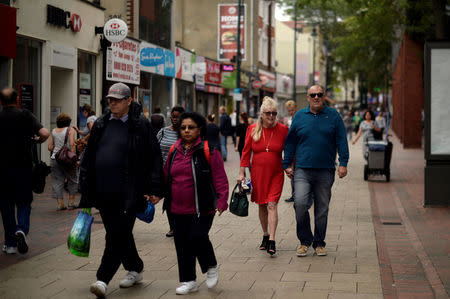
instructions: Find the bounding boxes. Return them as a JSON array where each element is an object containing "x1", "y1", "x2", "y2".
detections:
[{"x1": 240, "y1": 123, "x2": 289, "y2": 204}]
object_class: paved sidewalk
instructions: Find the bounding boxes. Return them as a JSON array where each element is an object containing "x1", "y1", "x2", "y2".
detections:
[{"x1": 0, "y1": 140, "x2": 382, "y2": 298}]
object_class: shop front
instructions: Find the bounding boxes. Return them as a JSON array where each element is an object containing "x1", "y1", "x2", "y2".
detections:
[
  {"x1": 274, "y1": 73, "x2": 293, "y2": 123},
  {"x1": 195, "y1": 57, "x2": 223, "y2": 119},
  {"x1": 12, "y1": 1, "x2": 104, "y2": 161},
  {"x1": 258, "y1": 69, "x2": 276, "y2": 103},
  {"x1": 139, "y1": 41, "x2": 175, "y2": 119},
  {"x1": 175, "y1": 47, "x2": 195, "y2": 111}
]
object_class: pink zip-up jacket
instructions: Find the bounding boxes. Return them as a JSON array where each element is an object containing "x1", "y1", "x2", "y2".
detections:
[{"x1": 163, "y1": 137, "x2": 229, "y2": 215}]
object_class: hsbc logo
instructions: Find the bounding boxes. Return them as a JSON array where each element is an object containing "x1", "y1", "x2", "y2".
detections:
[
  {"x1": 70, "y1": 14, "x2": 82, "y2": 32},
  {"x1": 47, "y1": 5, "x2": 81, "y2": 34},
  {"x1": 103, "y1": 18, "x2": 128, "y2": 43},
  {"x1": 110, "y1": 23, "x2": 120, "y2": 29}
]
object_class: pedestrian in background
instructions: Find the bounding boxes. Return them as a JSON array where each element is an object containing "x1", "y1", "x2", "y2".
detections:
[
  {"x1": 283, "y1": 85, "x2": 349, "y2": 257},
  {"x1": 157, "y1": 105, "x2": 185, "y2": 238},
  {"x1": 343, "y1": 111, "x2": 354, "y2": 141},
  {"x1": 163, "y1": 112, "x2": 228, "y2": 295},
  {"x1": 352, "y1": 110, "x2": 378, "y2": 159},
  {"x1": 206, "y1": 114, "x2": 221, "y2": 150},
  {"x1": 284, "y1": 100, "x2": 298, "y2": 203},
  {"x1": 238, "y1": 97, "x2": 289, "y2": 256},
  {"x1": 230, "y1": 109, "x2": 237, "y2": 145},
  {"x1": 0, "y1": 87, "x2": 49, "y2": 255},
  {"x1": 234, "y1": 112, "x2": 249, "y2": 158},
  {"x1": 150, "y1": 107, "x2": 165, "y2": 137},
  {"x1": 78, "y1": 83, "x2": 164, "y2": 297},
  {"x1": 47, "y1": 113, "x2": 78, "y2": 210},
  {"x1": 74, "y1": 104, "x2": 97, "y2": 157},
  {"x1": 219, "y1": 106, "x2": 232, "y2": 161}
]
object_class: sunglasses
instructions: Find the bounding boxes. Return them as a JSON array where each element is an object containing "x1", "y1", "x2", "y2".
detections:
[
  {"x1": 309, "y1": 93, "x2": 324, "y2": 98},
  {"x1": 263, "y1": 111, "x2": 278, "y2": 116},
  {"x1": 180, "y1": 125, "x2": 198, "y2": 130}
]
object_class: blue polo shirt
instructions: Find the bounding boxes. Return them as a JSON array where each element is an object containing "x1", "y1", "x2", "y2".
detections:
[{"x1": 282, "y1": 105, "x2": 349, "y2": 169}]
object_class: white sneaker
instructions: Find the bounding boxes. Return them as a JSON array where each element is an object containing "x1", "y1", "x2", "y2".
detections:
[
  {"x1": 205, "y1": 266, "x2": 219, "y2": 288},
  {"x1": 4, "y1": 246, "x2": 17, "y2": 254},
  {"x1": 90, "y1": 281, "x2": 107, "y2": 297},
  {"x1": 16, "y1": 231, "x2": 28, "y2": 254},
  {"x1": 175, "y1": 281, "x2": 199, "y2": 295},
  {"x1": 2, "y1": 245, "x2": 6, "y2": 253},
  {"x1": 119, "y1": 271, "x2": 143, "y2": 288}
]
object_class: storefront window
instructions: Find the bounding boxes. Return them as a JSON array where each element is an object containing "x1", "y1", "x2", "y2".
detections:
[
  {"x1": 77, "y1": 51, "x2": 96, "y2": 130},
  {"x1": 12, "y1": 37, "x2": 42, "y2": 120},
  {"x1": 139, "y1": 0, "x2": 172, "y2": 49},
  {"x1": 177, "y1": 81, "x2": 193, "y2": 112}
]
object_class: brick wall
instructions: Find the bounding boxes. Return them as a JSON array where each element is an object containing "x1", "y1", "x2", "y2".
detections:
[{"x1": 392, "y1": 35, "x2": 424, "y2": 148}]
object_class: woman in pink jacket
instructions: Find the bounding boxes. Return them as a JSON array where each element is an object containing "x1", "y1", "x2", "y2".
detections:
[{"x1": 162, "y1": 112, "x2": 229, "y2": 295}]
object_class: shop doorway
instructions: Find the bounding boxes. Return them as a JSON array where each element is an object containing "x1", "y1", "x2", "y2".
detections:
[{"x1": 50, "y1": 68, "x2": 73, "y2": 129}]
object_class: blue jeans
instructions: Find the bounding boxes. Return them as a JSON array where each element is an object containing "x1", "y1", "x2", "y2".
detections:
[
  {"x1": 220, "y1": 135, "x2": 228, "y2": 160},
  {"x1": 293, "y1": 168, "x2": 335, "y2": 248},
  {"x1": 0, "y1": 200, "x2": 31, "y2": 247}
]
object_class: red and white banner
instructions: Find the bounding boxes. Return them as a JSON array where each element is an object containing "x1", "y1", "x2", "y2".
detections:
[
  {"x1": 205, "y1": 59, "x2": 222, "y2": 85},
  {"x1": 106, "y1": 38, "x2": 140, "y2": 85},
  {"x1": 206, "y1": 85, "x2": 224, "y2": 94},
  {"x1": 218, "y1": 4, "x2": 246, "y2": 61}
]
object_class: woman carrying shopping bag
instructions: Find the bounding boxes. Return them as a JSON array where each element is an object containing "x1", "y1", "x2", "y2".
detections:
[{"x1": 161, "y1": 112, "x2": 228, "y2": 295}]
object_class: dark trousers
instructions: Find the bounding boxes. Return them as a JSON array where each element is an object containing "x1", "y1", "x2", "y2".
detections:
[
  {"x1": 167, "y1": 210, "x2": 175, "y2": 231},
  {"x1": 0, "y1": 168, "x2": 33, "y2": 247},
  {"x1": 173, "y1": 213, "x2": 216, "y2": 282},
  {"x1": 96, "y1": 193, "x2": 143, "y2": 284}
]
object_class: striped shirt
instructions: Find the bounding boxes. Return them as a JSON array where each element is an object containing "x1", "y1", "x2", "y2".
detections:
[{"x1": 157, "y1": 126, "x2": 179, "y2": 165}]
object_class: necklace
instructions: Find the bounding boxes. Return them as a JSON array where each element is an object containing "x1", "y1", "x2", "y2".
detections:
[{"x1": 262, "y1": 128, "x2": 274, "y2": 152}]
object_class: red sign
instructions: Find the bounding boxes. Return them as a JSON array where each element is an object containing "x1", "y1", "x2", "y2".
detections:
[
  {"x1": 218, "y1": 4, "x2": 246, "y2": 61},
  {"x1": 252, "y1": 80, "x2": 262, "y2": 89},
  {"x1": 70, "y1": 14, "x2": 82, "y2": 32},
  {"x1": 0, "y1": 4, "x2": 17, "y2": 59},
  {"x1": 205, "y1": 59, "x2": 221, "y2": 85},
  {"x1": 206, "y1": 85, "x2": 224, "y2": 94}
]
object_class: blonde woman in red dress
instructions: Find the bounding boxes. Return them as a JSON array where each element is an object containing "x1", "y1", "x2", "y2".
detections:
[{"x1": 237, "y1": 97, "x2": 289, "y2": 256}]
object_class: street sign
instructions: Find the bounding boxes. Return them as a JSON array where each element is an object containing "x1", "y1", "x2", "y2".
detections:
[{"x1": 233, "y1": 88, "x2": 242, "y2": 101}]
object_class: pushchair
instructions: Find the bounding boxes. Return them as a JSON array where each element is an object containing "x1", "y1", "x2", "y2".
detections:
[{"x1": 364, "y1": 116, "x2": 393, "y2": 182}]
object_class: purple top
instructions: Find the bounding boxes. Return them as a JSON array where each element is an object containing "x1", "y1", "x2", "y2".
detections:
[{"x1": 164, "y1": 137, "x2": 229, "y2": 215}]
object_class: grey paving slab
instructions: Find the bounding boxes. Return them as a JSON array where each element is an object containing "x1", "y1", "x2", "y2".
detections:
[{"x1": 0, "y1": 139, "x2": 382, "y2": 297}]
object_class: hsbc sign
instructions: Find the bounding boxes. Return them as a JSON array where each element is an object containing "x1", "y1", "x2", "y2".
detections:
[
  {"x1": 46, "y1": 5, "x2": 82, "y2": 33},
  {"x1": 103, "y1": 18, "x2": 128, "y2": 43}
]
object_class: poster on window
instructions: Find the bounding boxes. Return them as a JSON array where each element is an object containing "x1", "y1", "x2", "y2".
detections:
[
  {"x1": 218, "y1": 4, "x2": 246, "y2": 61},
  {"x1": 106, "y1": 38, "x2": 140, "y2": 85}
]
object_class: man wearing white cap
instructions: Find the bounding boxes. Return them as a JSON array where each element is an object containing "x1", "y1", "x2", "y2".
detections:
[{"x1": 79, "y1": 82, "x2": 164, "y2": 297}]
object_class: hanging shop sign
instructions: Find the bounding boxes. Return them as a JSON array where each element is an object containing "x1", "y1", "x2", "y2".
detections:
[
  {"x1": 218, "y1": 4, "x2": 246, "y2": 61},
  {"x1": 106, "y1": 38, "x2": 140, "y2": 85},
  {"x1": 104, "y1": 18, "x2": 128, "y2": 43},
  {"x1": 175, "y1": 47, "x2": 195, "y2": 82},
  {"x1": 195, "y1": 55, "x2": 206, "y2": 90},
  {"x1": 205, "y1": 59, "x2": 222, "y2": 86},
  {"x1": 140, "y1": 41, "x2": 175, "y2": 77},
  {"x1": 46, "y1": 5, "x2": 82, "y2": 33},
  {"x1": 222, "y1": 63, "x2": 235, "y2": 72},
  {"x1": 222, "y1": 70, "x2": 237, "y2": 89},
  {"x1": 258, "y1": 69, "x2": 276, "y2": 92},
  {"x1": 252, "y1": 80, "x2": 262, "y2": 89}
]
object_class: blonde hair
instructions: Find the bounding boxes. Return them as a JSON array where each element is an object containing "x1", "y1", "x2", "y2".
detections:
[
  {"x1": 285, "y1": 100, "x2": 297, "y2": 109},
  {"x1": 252, "y1": 96, "x2": 278, "y2": 142}
]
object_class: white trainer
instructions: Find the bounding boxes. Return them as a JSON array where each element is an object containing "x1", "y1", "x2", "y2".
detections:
[
  {"x1": 205, "y1": 266, "x2": 219, "y2": 288},
  {"x1": 2, "y1": 245, "x2": 6, "y2": 253},
  {"x1": 90, "y1": 281, "x2": 107, "y2": 297},
  {"x1": 119, "y1": 271, "x2": 143, "y2": 288},
  {"x1": 16, "y1": 231, "x2": 28, "y2": 254},
  {"x1": 5, "y1": 246, "x2": 17, "y2": 254},
  {"x1": 175, "y1": 281, "x2": 199, "y2": 295}
]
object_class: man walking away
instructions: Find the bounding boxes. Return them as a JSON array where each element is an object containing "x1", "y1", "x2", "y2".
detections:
[
  {"x1": 283, "y1": 85, "x2": 349, "y2": 257},
  {"x1": 79, "y1": 82, "x2": 164, "y2": 297},
  {"x1": 219, "y1": 106, "x2": 232, "y2": 161},
  {"x1": 0, "y1": 87, "x2": 49, "y2": 254},
  {"x1": 284, "y1": 100, "x2": 298, "y2": 203}
]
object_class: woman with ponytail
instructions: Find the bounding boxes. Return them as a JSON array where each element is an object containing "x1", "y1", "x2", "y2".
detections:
[{"x1": 237, "y1": 97, "x2": 289, "y2": 256}]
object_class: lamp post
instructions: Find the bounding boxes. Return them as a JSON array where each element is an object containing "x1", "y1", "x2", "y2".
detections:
[
  {"x1": 293, "y1": 2, "x2": 298, "y2": 102},
  {"x1": 311, "y1": 27, "x2": 318, "y2": 85},
  {"x1": 236, "y1": 0, "x2": 242, "y2": 124}
]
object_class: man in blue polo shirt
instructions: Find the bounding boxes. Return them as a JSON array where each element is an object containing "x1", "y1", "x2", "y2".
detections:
[{"x1": 283, "y1": 85, "x2": 349, "y2": 257}]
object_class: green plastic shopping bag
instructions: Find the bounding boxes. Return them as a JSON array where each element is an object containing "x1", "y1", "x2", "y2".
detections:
[{"x1": 67, "y1": 208, "x2": 94, "y2": 257}]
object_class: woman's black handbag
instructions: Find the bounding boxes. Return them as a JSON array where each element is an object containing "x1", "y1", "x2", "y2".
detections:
[
  {"x1": 31, "y1": 143, "x2": 51, "y2": 194},
  {"x1": 229, "y1": 184, "x2": 249, "y2": 217}
]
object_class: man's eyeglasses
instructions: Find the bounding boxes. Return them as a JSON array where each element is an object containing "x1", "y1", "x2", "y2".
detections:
[
  {"x1": 309, "y1": 93, "x2": 324, "y2": 98},
  {"x1": 263, "y1": 111, "x2": 278, "y2": 116},
  {"x1": 180, "y1": 125, "x2": 198, "y2": 130}
]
